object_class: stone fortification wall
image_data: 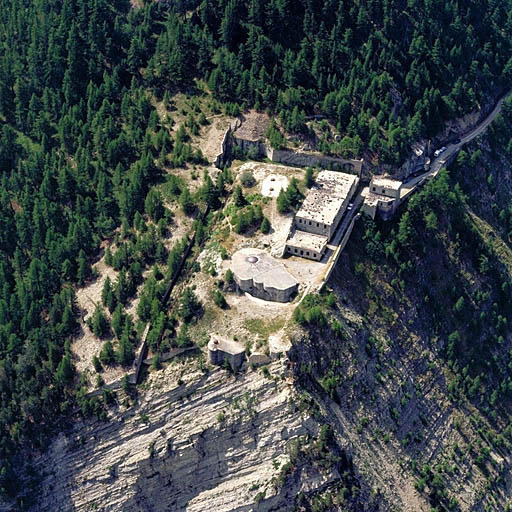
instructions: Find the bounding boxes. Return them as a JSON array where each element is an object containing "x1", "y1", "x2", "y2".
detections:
[
  {"x1": 237, "y1": 277, "x2": 296, "y2": 303},
  {"x1": 399, "y1": 141, "x2": 429, "y2": 178},
  {"x1": 214, "y1": 124, "x2": 236, "y2": 169},
  {"x1": 320, "y1": 214, "x2": 359, "y2": 291},
  {"x1": 231, "y1": 136, "x2": 269, "y2": 159},
  {"x1": 268, "y1": 147, "x2": 363, "y2": 173},
  {"x1": 231, "y1": 131, "x2": 363, "y2": 174}
]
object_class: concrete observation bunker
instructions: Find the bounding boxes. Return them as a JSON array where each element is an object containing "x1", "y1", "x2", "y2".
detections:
[
  {"x1": 231, "y1": 248, "x2": 298, "y2": 302},
  {"x1": 208, "y1": 336, "x2": 245, "y2": 372}
]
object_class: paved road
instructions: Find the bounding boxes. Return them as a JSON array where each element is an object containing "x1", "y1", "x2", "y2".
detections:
[{"x1": 401, "y1": 89, "x2": 512, "y2": 196}]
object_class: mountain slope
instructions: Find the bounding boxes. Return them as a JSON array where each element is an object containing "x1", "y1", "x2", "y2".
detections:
[{"x1": 290, "y1": 103, "x2": 512, "y2": 511}]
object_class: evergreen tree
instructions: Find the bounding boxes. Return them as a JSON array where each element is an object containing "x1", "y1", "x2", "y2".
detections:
[
  {"x1": 100, "y1": 340, "x2": 115, "y2": 365},
  {"x1": 77, "y1": 249, "x2": 90, "y2": 285},
  {"x1": 179, "y1": 287, "x2": 201, "y2": 323},
  {"x1": 260, "y1": 217, "x2": 271, "y2": 233},
  {"x1": 233, "y1": 185, "x2": 246, "y2": 207},
  {"x1": 277, "y1": 188, "x2": 291, "y2": 213},
  {"x1": 89, "y1": 304, "x2": 109, "y2": 338},
  {"x1": 179, "y1": 187, "x2": 194, "y2": 215},
  {"x1": 304, "y1": 167, "x2": 314, "y2": 188}
]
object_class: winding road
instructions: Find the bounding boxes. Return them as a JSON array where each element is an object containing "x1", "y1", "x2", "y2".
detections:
[{"x1": 401, "y1": 89, "x2": 512, "y2": 197}]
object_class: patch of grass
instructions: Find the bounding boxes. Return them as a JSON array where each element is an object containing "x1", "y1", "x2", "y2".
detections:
[{"x1": 243, "y1": 317, "x2": 285, "y2": 339}]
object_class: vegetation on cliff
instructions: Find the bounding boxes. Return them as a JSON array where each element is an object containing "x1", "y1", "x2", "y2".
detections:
[
  {"x1": 0, "y1": 0, "x2": 512, "y2": 507},
  {"x1": 291, "y1": 104, "x2": 512, "y2": 510}
]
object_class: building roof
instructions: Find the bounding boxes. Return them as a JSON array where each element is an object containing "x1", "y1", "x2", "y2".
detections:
[
  {"x1": 296, "y1": 170, "x2": 358, "y2": 226},
  {"x1": 363, "y1": 187, "x2": 395, "y2": 207},
  {"x1": 231, "y1": 248, "x2": 298, "y2": 291},
  {"x1": 286, "y1": 230, "x2": 328, "y2": 253},
  {"x1": 370, "y1": 175, "x2": 402, "y2": 191},
  {"x1": 208, "y1": 336, "x2": 245, "y2": 356}
]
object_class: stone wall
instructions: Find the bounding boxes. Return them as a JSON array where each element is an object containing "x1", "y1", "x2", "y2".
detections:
[
  {"x1": 231, "y1": 137, "x2": 269, "y2": 159},
  {"x1": 268, "y1": 147, "x2": 363, "y2": 174},
  {"x1": 397, "y1": 140, "x2": 431, "y2": 178},
  {"x1": 320, "y1": 214, "x2": 359, "y2": 291},
  {"x1": 237, "y1": 278, "x2": 296, "y2": 303},
  {"x1": 214, "y1": 126, "x2": 234, "y2": 169},
  {"x1": 231, "y1": 134, "x2": 363, "y2": 174}
]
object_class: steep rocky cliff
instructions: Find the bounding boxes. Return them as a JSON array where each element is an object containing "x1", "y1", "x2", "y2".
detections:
[
  {"x1": 289, "y1": 107, "x2": 512, "y2": 512},
  {"x1": 29, "y1": 357, "x2": 370, "y2": 512}
]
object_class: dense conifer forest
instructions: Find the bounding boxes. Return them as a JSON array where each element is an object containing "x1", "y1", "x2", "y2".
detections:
[{"x1": 0, "y1": 0, "x2": 511, "y2": 501}]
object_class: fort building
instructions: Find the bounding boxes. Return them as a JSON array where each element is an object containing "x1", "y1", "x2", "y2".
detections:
[
  {"x1": 285, "y1": 170, "x2": 359, "y2": 260},
  {"x1": 208, "y1": 336, "x2": 245, "y2": 372},
  {"x1": 362, "y1": 175, "x2": 402, "y2": 220},
  {"x1": 285, "y1": 230, "x2": 327, "y2": 261},
  {"x1": 231, "y1": 248, "x2": 298, "y2": 302},
  {"x1": 294, "y1": 170, "x2": 359, "y2": 239}
]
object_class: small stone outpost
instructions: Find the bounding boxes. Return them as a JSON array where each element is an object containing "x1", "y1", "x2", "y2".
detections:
[
  {"x1": 362, "y1": 174, "x2": 403, "y2": 220},
  {"x1": 207, "y1": 336, "x2": 246, "y2": 372}
]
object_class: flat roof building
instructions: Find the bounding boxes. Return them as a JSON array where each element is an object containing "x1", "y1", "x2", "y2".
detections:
[
  {"x1": 295, "y1": 170, "x2": 359, "y2": 240},
  {"x1": 208, "y1": 336, "x2": 245, "y2": 372},
  {"x1": 369, "y1": 175, "x2": 402, "y2": 198},
  {"x1": 362, "y1": 174, "x2": 403, "y2": 220},
  {"x1": 231, "y1": 248, "x2": 298, "y2": 302},
  {"x1": 285, "y1": 230, "x2": 327, "y2": 261}
]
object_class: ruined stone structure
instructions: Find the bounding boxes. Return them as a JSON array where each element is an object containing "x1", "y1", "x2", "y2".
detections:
[
  {"x1": 362, "y1": 175, "x2": 403, "y2": 220},
  {"x1": 207, "y1": 336, "x2": 245, "y2": 372},
  {"x1": 399, "y1": 140, "x2": 430, "y2": 178},
  {"x1": 231, "y1": 113, "x2": 364, "y2": 174},
  {"x1": 267, "y1": 148, "x2": 363, "y2": 174},
  {"x1": 231, "y1": 112, "x2": 270, "y2": 159},
  {"x1": 231, "y1": 248, "x2": 298, "y2": 302},
  {"x1": 285, "y1": 170, "x2": 359, "y2": 260}
]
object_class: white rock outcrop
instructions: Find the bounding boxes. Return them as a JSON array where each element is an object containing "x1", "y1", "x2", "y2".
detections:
[{"x1": 30, "y1": 361, "x2": 320, "y2": 512}]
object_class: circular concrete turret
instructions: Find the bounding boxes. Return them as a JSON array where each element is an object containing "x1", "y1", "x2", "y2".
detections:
[{"x1": 231, "y1": 248, "x2": 298, "y2": 302}]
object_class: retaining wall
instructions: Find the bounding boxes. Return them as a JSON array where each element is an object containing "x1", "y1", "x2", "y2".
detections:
[
  {"x1": 320, "y1": 214, "x2": 359, "y2": 291},
  {"x1": 230, "y1": 133, "x2": 363, "y2": 174},
  {"x1": 268, "y1": 148, "x2": 363, "y2": 174}
]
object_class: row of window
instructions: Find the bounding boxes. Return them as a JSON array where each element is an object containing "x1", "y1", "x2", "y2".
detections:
[
  {"x1": 288, "y1": 246, "x2": 319, "y2": 259},
  {"x1": 297, "y1": 218, "x2": 327, "y2": 229},
  {"x1": 372, "y1": 186, "x2": 391, "y2": 195}
]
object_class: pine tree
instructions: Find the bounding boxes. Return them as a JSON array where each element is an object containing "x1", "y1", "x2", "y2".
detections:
[
  {"x1": 179, "y1": 187, "x2": 194, "y2": 215},
  {"x1": 277, "y1": 188, "x2": 291, "y2": 213},
  {"x1": 77, "y1": 249, "x2": 90, "y2": 285},
  {"x1": 89, "y1": 303, "x2": 109, "y2": 338},
  {"x1": 233, "y1": 185, "x2": 246, "y2": 207},
  {"x1": 55, "y1": 354, "x2": 74, "y2": 386},
  {"x1": 179, "y1": 287, "x2": 201, "y2": 323},
  {"x1": 116, "y1": 331, "x2": 134, "y2": 366},
  {"x1": 145, "y1": 188, "x2": 164, "y2": 221},
  {"x1": 100, "y1": 340, "x2": 115, "y2": 365},
  {"x1": 260, "y1": 217, "x2": 271, "y2": 233},
  {"x1": 304, "y1": 167, "x2": 314, "y2": 188},
  {"x1": 102, "y1": 276, "x2": 112, "y2": 307},
  {"x1": 111, "y1": 303, "x2": 125, "y2": 338}
]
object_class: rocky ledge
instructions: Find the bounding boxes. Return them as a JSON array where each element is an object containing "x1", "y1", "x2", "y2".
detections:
[{"x1": 30, "y1": 359, "x2": 325, "y2": 511}]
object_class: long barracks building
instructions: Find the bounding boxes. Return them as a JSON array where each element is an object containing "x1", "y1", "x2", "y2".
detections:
[{"x1": 285, "y1": 170, "x2": 359, "y2": 261}]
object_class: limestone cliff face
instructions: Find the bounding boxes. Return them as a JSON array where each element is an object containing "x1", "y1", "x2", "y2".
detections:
[{"x1": 30, "y1": 360, "x2": 327, "y2": 512}]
